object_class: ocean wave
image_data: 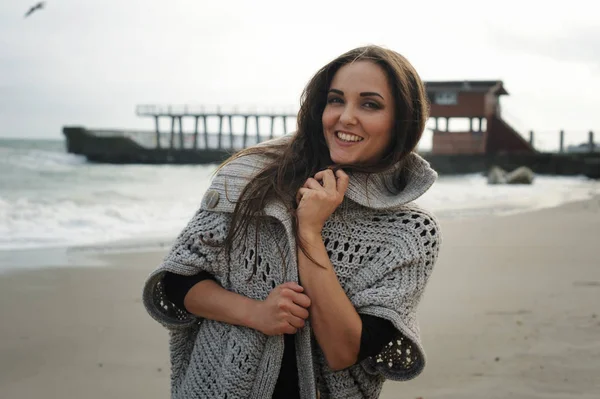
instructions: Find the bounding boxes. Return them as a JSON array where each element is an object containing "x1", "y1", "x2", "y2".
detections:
[
  {"x1": 0, "y1": 146, "x2": 86, "y2": 174},
  {"x1": 0, "y1": 153, "x2": 217, "y2": 250},
  {"x1": 0, "y1": 195, "x2": 200, "y2": 250}
]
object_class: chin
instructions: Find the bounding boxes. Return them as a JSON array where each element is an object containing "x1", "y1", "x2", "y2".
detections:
[{"x1": 330, "y1": 154, "x2": 357, "y2": 166}]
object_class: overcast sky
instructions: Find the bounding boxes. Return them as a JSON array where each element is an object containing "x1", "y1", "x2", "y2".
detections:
[{"x1": 1, "y1": 0, "x2": 598, "y2": 149}]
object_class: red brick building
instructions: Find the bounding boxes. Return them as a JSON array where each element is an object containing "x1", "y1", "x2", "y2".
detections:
[{"x1": 425, "y1": 80, "x2": 534, "y2": 155}]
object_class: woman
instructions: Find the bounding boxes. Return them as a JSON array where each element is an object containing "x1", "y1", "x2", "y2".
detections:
[{"x1": 143, "y1": 45, "x2": 441, "y2": 399}]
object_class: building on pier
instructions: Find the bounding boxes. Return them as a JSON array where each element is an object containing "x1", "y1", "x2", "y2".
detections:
[{"x1": 426, "y1": 80, "x2": 535, "y2": 155}]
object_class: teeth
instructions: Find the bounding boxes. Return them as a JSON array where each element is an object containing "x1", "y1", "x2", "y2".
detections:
[{"x1": 336, "y1": 132, "x2": 363, "y2": 142}]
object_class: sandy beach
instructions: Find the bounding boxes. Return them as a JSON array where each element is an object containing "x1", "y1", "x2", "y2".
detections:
[{"x1": 1, "y1": 197, "x2": 599, "y2": 399}]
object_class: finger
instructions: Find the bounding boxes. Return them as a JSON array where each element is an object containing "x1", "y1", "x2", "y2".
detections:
[
  {"x1": 335, "y1": 169, "x2": 350, "y2": 195},
  {"x1": 313, "y1": 170, "x2": 325, "y2": 180},
  {"x1": 279, "y1": 282, "x2": 304, "y2": 292},
  {"x1": 289, "y1": 303, "x2": 310, "y2": 320},
  {"x1": 280, "y1": 289, "x2": 311, "y2": 309},
  {"x1": 304, "y1": 178, "x2": 323, "y2": 190},
  {"x1": 296, "y1": 188, "x2": 310, "y2": 204},
  {"x1": 288, "y1": 291, "x2": 312, "y2": 308},
  {"x1": 283, "y1": 324, "x2": 298, "y2": 335},
  {"x1": 313, "y1": 169, "x2": 333, "y2": 183},
  {"x1": 287, "y1": 315, "x2": 306, "y2": 329},
  {"x1": 315, "y1": 169, "x2": 336, "y2": 191}
]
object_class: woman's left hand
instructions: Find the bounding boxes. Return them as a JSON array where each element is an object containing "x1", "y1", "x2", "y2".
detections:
[{"x1": 296, "y1": 168, "x2": 349, "y2": 236}]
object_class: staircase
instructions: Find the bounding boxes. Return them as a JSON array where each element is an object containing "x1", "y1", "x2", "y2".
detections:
[{"x1": 486, "y1": 115, "x2": 535, "y2": 154}]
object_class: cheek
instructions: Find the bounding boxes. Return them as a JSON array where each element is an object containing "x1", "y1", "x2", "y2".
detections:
[
  {"x1": 377, "y1": 114, "x2": 395, "y2": 138},
  {"x1": 366, "y1": 117, "x2": 394, "y2": 152},
  {"x1": 321, "y1": 107, "x2": 336, "y2": 129},
  {"x1": 364, "y1": 116, "x2": 392, "y2": 137}
]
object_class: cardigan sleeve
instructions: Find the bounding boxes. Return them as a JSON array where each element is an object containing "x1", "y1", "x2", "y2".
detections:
[
  {"x1": 353, "y1": 210, "x2": 442, "y2": 381},
  {"x1": 142, "y1": 209, "x2": 232, "y2": 330}
]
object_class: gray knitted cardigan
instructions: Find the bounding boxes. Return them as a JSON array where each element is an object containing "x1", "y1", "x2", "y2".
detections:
[{"x1": 143, "y1": 137, "x2": 442, "y2": 399}]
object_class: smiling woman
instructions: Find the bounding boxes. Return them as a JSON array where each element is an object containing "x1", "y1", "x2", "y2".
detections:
[
  {"x1": 143, "y1": 45, "x2": 441, "y2": 399},
  {"x1": 322, "y1": 61, "x2": 395, "y2": 165}
]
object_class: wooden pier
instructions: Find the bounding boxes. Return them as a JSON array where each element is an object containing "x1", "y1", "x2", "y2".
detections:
[
  {"x1": 135, "y1": 105, "x2": 296, "y2": 151},
  {"x1": 63, "y1": 106, "x2": 297, "y2": 164}
]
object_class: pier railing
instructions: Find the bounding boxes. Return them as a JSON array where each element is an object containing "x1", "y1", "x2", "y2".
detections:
[
  {"x1": 134, "y1": 104, "x2": 298, "y2": 151},
  {"x1": 526, "y1": 130, "x2": 597, "y2": 154}
]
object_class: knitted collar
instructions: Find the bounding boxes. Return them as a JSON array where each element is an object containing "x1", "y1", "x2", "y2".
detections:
[
  {"x1": 202, "y1": 136, "x2": 437, "y2": 214},
  {"x1": 344, "y1": 152, "x2": 437, "y2": 210}
]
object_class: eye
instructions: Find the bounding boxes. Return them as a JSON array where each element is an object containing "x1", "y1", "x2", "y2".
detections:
[
  {"x1": 364, "y1": 101, "x2": 381, "y2": 109},
  {"x1": 327, "y1": 96, "x2": 344, "y2": 105}
]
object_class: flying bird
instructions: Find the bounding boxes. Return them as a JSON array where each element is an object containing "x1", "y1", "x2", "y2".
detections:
[{"x1": 24, "y1": 2, "x2": 45, "y2": 18}]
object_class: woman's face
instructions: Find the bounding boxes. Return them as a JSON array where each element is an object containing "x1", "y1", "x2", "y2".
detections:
[{"x1": 322, "y1": 60, "x2": 395, "y2": 166}]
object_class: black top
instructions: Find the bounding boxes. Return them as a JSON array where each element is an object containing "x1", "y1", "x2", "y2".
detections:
[{"x1": 163, "y1": 271, "x2": 396, "y2": 399}]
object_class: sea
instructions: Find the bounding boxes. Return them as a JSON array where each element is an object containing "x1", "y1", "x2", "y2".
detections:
[{"x1": 1, "y1": 138, "x2": 598, "y2": 256}]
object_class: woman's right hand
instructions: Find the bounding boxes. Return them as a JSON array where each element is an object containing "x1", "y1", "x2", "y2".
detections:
[{"x1": 254, "y1": 282, "x2": 311, "y2": 336}]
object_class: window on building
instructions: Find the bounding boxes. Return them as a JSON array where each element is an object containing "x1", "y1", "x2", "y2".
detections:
[{"x1": 434, "y1": 92, "x2": 458, "y2": 105}]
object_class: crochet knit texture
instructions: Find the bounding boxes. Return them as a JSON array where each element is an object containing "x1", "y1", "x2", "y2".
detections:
[{"x1": 143, "y1": 137, "x2": 441, "y2": 399}]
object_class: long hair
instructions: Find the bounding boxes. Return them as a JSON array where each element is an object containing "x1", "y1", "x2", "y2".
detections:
[{"x1": 216, "y1": 45, "x2": 430, "y2": 271}]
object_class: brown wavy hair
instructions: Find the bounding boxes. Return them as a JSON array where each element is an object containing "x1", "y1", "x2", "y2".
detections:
[{"x1": 216, "y1": 45, "x2": 429, "y2": 272}]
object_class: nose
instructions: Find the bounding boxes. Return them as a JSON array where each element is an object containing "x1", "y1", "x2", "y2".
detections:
[{"x1": 339, "y1": 104, "x2": 357, "y2": 126}]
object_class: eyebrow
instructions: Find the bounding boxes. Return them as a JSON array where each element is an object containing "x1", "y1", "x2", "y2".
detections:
[{"x1": 328, "y1": 88, "x2": 385, "y2": 100}]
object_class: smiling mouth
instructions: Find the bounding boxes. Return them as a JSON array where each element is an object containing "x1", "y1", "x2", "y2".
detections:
[{"x1": 336, "y1": 131, "x2": 364, "y2": 143}]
